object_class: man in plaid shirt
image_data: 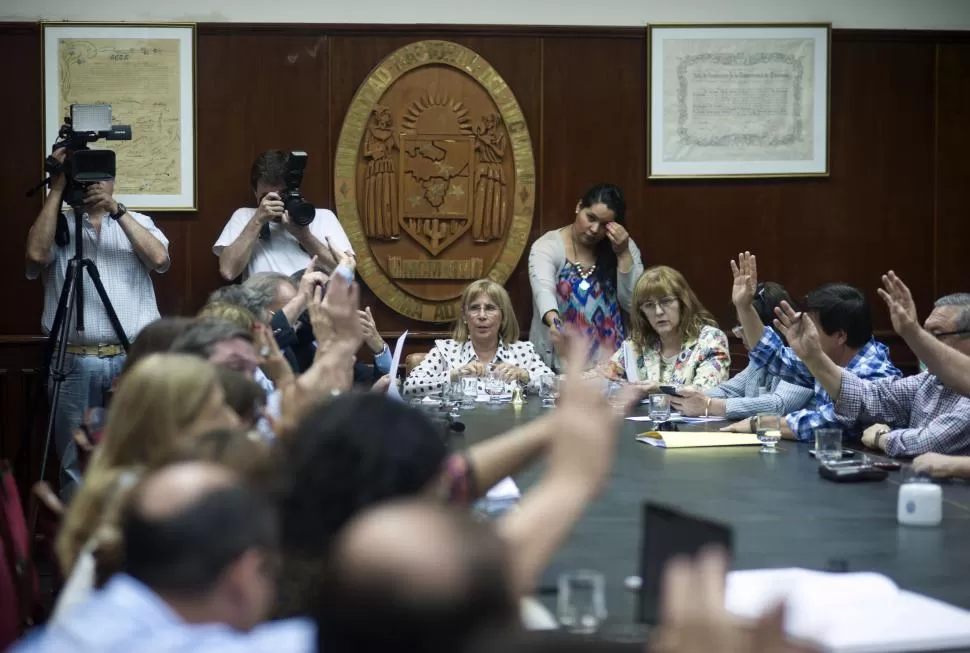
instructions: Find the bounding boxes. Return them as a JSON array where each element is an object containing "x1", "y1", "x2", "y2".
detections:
[
  {"x1": 772, "y1": 290, "x2": 970, "y2": 458},
  {"x1": 727, "y1": 253, "x2": 901, "y2": 441}
]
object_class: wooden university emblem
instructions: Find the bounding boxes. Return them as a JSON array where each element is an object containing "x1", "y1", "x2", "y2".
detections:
[{"x1": 335, "y1": 40, "x2": 536, "y2": 322}]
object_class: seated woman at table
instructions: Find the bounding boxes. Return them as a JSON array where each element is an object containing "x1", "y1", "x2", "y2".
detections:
[
  {"x1": 528, "y1": 183, "x2": 644, "y2": 370},
  {"x1": 604, "y1": 265, "x2": 730, "y2": 391},
  {"x1": 403, "y1": 279, "x2": 554, "y2": 397},
  {"x1": 670, "y1": 281, "x2": 815, "y2": 420}
]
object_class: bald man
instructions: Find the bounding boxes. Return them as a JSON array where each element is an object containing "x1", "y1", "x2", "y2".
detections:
[
  {"x1": 314, "y1": 499, "x2": 519, "y2": 653},
  {"x1": 12, "y1": 461, "x2": 315, "y2": 653}
]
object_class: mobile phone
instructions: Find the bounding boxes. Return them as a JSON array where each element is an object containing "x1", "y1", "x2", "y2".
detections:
[
  {"x1": 659, "y1": 385, "x2": 682, "y2": 397},
  {"x1": 818, "y1": 462, "x2": 888, "y2": 483},
  {"x1": 637, "y1": 502, "x2": 733, "y2": 625},
  {"x1": 872, "y1": 460, "x2": 902, "y2": 471}
]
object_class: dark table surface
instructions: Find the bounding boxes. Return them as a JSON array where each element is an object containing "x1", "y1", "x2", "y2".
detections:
[{"x1": 451, "y1": 400, "x2": 970, "y2": 635}]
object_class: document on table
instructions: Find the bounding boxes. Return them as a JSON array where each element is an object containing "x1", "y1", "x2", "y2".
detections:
[
  {"x1": 626, "y1": 413, "x2": 723, "y2": 424},
  {"x1": 636, "y1": 431, "x2": 761, "y2": 448},
  {"x1": 726, "y1": 568, "x2": 970, "y2": 653}
]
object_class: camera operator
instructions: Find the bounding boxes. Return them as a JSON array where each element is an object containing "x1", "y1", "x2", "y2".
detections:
[
  {"x1": 25, "y1": 146, "x2": 171, "y2": 501},
  {"x1": 213, "y1": 150, "x2": 354, "y2": 281}
]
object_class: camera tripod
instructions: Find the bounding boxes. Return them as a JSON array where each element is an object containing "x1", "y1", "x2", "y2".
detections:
[{"x1": 25, "y1": 189, "x2": 130, "y2": 493}]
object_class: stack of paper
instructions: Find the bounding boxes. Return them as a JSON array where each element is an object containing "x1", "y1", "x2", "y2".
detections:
[
  {"x1": 636, "y1": 431, "x2": 761, "y2": 448},
  {"x1": 726, "y1": 568, "x2": 970, "y2": 653},
  {"x1": 486, "y1": 477, "x2": 521, "y2": 500}
]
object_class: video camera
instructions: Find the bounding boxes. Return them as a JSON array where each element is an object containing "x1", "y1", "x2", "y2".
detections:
[
  {"x1": 43, "y1": 103, "x2": 132, "y2": 206},
  {"x1": 277, "y1": 151, "x2": 315, "y2": 226}
]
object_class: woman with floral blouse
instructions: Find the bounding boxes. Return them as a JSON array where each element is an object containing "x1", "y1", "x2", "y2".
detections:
[
  {"x1": 606, "y1": 265, "x2": 730, "y2": 391},
  {"x1": 403, "y1": 279, "x2": 554, "y2": 397}
]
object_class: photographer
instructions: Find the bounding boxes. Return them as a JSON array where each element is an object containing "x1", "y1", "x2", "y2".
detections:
[
  {"x1": 25, "y1": 146, "x2": 171, "y2": 501},
  {"x1": 213, "y1": 149, "x2": 354, "y2": 281}
]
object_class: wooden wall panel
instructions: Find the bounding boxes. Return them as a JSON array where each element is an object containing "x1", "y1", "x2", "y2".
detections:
[{"x1": 1, "y1": 24, "x2": 967, "y2": 432}]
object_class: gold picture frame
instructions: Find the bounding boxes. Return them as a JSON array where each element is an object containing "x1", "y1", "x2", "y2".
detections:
[
  {"x1": 41, "y1": 21, "x2": 198, "y2": 210},
  {"x1": 647, "y1": 23, "x2": 831, "y2": 179}
]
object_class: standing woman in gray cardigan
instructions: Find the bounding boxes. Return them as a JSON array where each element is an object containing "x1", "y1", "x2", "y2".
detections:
[{"x1": 528, "y1": 183, "x2": 644, "y2": 370}]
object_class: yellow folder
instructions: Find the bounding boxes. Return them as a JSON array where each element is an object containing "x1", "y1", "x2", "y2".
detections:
[{"x1": 636, "y1": 431, "x2": 762, "y2": 449}]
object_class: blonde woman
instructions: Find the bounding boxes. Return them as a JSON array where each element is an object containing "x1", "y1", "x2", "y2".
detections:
[
  {"x1": 403, "y1": 279, "x2": 553, "y2": 397},
  {"x1": 52, "y1": 354, "x2": 239, "y2": 622},
  {"x1": 607, "y1": 265, "x2": 730, "y2": 391}
]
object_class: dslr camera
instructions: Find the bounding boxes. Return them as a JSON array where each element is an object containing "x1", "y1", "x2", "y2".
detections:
[{"x1": 277, "y1": 151, "x2": 315, "y2": 226}]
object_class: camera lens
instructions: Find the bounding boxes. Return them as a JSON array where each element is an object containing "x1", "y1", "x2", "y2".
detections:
[{"x1": 286, "y1": 197, "x2": 315, "y2": 226}]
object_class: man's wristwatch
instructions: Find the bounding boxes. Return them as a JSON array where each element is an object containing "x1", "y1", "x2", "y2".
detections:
[
  {"x1": 874, "y1": 427, "x2": 890, "y2": 450},
  {"x1": 109, "y1": 203, "x2": 127, "y2": 220}
]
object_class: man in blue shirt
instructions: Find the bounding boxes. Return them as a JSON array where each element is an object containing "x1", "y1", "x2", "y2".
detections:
[
  {"x1": 725, "y1": 252, "x2": 901, "y2": 441},
  {"x1": 12, "y1": 461, "x2": 314, "y2": 653}
]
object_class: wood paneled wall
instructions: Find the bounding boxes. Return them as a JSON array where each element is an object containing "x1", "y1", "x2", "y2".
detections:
[{"x1": 2, "y1": 23, "x2": 969, "y2": 479}]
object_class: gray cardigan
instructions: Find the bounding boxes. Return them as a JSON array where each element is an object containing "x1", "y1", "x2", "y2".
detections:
[{"x1": 527, "y1": 229, "x2": 644, "y2": 369}]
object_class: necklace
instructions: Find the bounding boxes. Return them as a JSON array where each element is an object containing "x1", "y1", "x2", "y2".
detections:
[{"x1": 569, "y1": 227, "x2": 596, "y2": 292}]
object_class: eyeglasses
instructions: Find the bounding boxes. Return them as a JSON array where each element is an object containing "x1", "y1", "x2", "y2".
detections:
[
  {"x1": 928, "y1": 329, "x2": 970, "y2": 340},
  {"x1": 731, "y1": 325, "x2": 744, "y2": 338},
  {"x1": 640, "y1": 296, "x2": 679, "y2": 313},
  {"x1": 467, "y1": 303, "x2": 500, "y2": 316}
]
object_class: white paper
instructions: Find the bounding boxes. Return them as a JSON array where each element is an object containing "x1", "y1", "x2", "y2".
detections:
[
  {"x1": 623, "y1": 341, "x2": 639, "y2": 382},
  {"x1": 726, "y1": 568, "x2": 970, "y2": 653},
  {"x1": 386, "y1": 330, "x2": 408, "y2": 400},
  {"x1": 636, "y1": 437, "x2": 666, "y2": 448},
  {"x1": 486, "y1": 477, "x2": 521, "y2": 500}
]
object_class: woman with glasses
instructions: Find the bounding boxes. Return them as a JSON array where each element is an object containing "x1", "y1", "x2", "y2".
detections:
[
  {"x1": 670, "y1": 281, "x2": 815, "y2": 420},
  {"x1": 403, "y1": 279, "x2": 554, "y2": 397},
  {"x1": 605, "y1": 265, "x2": 729, "y2": 391},
  {"x1": 528, "y1": 183, "x2": 644, "y2": 370}
]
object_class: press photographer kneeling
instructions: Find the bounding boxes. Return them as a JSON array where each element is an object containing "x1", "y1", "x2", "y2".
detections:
[{"x1": 25, "y1": 109, "x2": 170, "y2": 501}]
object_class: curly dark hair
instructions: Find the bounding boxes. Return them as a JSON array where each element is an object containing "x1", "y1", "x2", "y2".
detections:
[{"x1": 275, "y1": 392, "x2": 450, "y2": 616}]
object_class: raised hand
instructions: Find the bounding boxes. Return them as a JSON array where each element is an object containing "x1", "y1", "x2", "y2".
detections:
[
  {"x1": 605, "y1": 221, "x2": 630, "y2": 254},
  {"x1": 877, "y1": 271, "x2": 920, "y2": 338},
  {"x1": 772, "y1": 300, "x2": 822, "y2": 362},
  {"x1": 252, "y1": 322, "x2": 294, "y2": 386},
  {"x1": 359, "y1": 306, "x2": 386, "y2": 354},
  {"x1": 318, "y1": 273, "x2": 363, "y2": 350},
  {"x1": 730, "y1": 251, "x2": 758, "y2": 307}
]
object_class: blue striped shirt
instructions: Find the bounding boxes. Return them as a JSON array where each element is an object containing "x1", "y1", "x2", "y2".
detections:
[{"x1": 11, "y1": 575, "x2": 316, "y2": 653}]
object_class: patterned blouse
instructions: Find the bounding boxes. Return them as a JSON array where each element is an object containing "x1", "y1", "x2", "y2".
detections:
[
  {"x1": 609, "y1": 325, "x2": 731, "y2": 388},
  {"x1": 402, "y1": 338, "x2": 554, "y2": 397},
  {"x1": 557, "y1": 263, "x2": 625, "y2": 366}
]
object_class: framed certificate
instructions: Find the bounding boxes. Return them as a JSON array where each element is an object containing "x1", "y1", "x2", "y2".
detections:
[
  {"x1": 42, "y1": 22, "x2": 197, "y2": 210},
  {"x1": 647, "y1": 23, "x2": 830, "y2": 179}
]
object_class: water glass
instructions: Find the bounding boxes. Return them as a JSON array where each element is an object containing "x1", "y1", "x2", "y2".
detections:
[
  {"x1": 442, "y1": 380, "x2": 462, "y2": 419},
  {"x1": 815, "y1": 428, "x2": 843, "y2": 462},
  {"x1": 460, "y1": 375, "x2": 478, "y2": 408},
  {"x1": 539, "y1": 373, "x2": 560, "y2": 407},
  {"x1": 648, "y1": 393, "x2": 671, "y2": 422},
  {"x1": 485, "y1": 365, "x2": 506, "y2": 403},
  {"x1": 755, "y1": 413, "x2": 781, "y2": 454},
  {"x1": 557, "y1": 570, "x2": 607, "y2": 634}
]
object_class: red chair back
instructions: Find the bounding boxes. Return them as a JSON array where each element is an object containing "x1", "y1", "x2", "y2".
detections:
[{"x1": 0, "y1": 461, "x2": 39, "y2": 649}]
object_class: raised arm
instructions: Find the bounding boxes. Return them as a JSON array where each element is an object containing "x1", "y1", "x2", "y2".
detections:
[
  {"x1": 880, "y1": 271, "x2": 970, "y2": 396},
  {"x1": 731, "y1": 251, "x2": 764, "y2": 349},
  {"x1": 216, "y1": 198, "x2": 277, "y2": 281},
  {"x1": 26, "y1": 148, "x2": 67, "y2": 273}
]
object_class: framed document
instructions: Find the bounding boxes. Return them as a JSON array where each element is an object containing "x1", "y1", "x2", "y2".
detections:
[
  {"x1": 647, "y1": 23, "x2": 830, "y2": 179},
  {"x1": 42, "y1": 22, "x2": 197, "y2": 210}
]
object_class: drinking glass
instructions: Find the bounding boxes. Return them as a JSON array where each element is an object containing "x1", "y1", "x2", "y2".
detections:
[
  {"x1": 557, "y1": 570, "x2": 607, "y2": 634},
  {"x1": 755, "y1": 413, "x2": 781, "y2": 454},
  {"x1": 442, "y1": 380, "x2": 462, "y2": 419},
  {"x1": 815, "y1": 428, "x2": 843, "y2": 462},
  {"x1": 485, "y1": 365, "x2": 506, "y2": 403},
  {"x1": 648, "y1": 393, "x2": 671, "y2": 422},
  {"x1": 539, "y1": 373, "x2": 560, "y2": 407},
  {"x1": 460, "y1": 375, "x2": 478, "y2": 409}
]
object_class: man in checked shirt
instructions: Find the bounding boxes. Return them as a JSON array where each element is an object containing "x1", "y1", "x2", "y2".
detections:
[
  {"x1": 725, "y1": 252, "x2": 902, "y2": 442},
  {"x1": 772, "y1": 288, "x2": 970, "y2": 459},
  {"x1": 25, "y1": 147, "x2": 170, "y2": 500}
]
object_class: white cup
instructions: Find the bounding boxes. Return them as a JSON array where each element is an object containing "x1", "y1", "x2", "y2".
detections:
[{"x1": 897, "y1": 478, "x2": 942, "y2": 527}]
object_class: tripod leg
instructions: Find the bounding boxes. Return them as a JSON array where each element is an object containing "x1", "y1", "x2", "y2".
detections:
[
  {"x1": 81, "y1": 260, "x2": 131, "y2": 350},
  {"x1": 14, "y1": 260, "x2": 78, "y2": 472},
  {"x1": 38, "y1": 263, "x2": 85, "y2": 502}
]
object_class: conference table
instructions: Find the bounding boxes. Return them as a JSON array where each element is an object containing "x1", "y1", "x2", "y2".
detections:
[{"x1": 449, "y1": 399, "x2": 970, "y2": 643}]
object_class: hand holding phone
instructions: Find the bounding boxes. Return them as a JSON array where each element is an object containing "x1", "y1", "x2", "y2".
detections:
[{"x1": 659, "y1": 385, "x2": 682, "y2": 397}]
